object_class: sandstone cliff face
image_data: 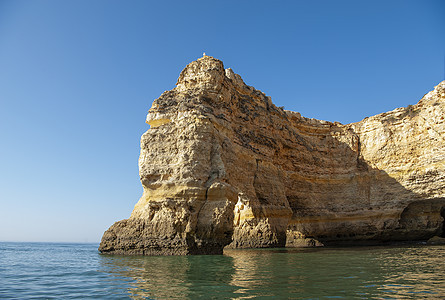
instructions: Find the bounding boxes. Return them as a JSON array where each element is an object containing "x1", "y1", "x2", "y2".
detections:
[{"x1": 99, "y1": 55, "x2": 445, "y2": 255}]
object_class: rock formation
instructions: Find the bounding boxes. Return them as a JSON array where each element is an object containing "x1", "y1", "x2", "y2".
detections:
[{"x1": 99, "y1": 55, "x2": 445, "y2": 255}]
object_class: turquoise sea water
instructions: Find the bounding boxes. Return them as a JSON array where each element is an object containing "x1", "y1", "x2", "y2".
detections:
[{"x1": 0, "y1": 242, "x2": 444, "y2": 299}]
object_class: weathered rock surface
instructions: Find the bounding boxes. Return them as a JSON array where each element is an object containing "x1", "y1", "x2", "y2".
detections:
[{"x1": 99, "y1": 55, "x2": 445, "y2": 255}]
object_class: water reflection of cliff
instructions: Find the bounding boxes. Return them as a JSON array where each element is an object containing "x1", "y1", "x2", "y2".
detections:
[
  {"x1": 99, "y1": 246, "x2": 445, "y2": 299},
  {"x1": 227, "y1": 246, "x2": 445, "y2": 298},
  {"x1": 98, "y1": 254, "x2": 237, "y2": 299}
]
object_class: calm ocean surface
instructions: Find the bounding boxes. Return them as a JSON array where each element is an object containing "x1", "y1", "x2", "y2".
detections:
[{"x1": 0, "y1": 242, "x2": 444, "y2": 299}]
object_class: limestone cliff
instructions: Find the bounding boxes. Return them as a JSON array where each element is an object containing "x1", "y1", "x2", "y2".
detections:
[{"x1": 99, "y1": 55, "x2": 445, "y2": 255}]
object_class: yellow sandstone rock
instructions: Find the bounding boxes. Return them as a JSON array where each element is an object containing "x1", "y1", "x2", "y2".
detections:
[{"x1": 99, "y1": 55, "x2": 445, "y2": 255}]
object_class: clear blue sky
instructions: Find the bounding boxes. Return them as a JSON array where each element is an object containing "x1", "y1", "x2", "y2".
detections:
[{"x1": 0, "y1": 0, "x2": 444, "y2": 243}]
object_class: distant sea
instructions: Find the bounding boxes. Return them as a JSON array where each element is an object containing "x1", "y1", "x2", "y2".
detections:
[{"x1": 0, "y1": 242, "x2": 444, "y2": 299}]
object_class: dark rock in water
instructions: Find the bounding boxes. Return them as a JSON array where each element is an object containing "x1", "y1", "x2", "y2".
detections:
[
  {"x1": 99, "y1": 55, "x2": 445, "y2": 255},
  {"x1": 426, "y1": 236, "x2": 445, "y2": 245}
]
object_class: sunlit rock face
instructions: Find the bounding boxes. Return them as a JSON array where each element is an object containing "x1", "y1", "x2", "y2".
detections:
[{"x1": 99, "y1": 55, "x2": 445, "y2": 255}]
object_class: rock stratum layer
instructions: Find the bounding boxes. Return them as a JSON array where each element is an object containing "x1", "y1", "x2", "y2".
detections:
[{"x1": 99, "y1": 55, "x2": 445, "y2": 255}]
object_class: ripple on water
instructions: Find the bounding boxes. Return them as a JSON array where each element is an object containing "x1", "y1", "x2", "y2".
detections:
[{"x1": 0, "y1": 243, "x2": 444, "y2": 299}]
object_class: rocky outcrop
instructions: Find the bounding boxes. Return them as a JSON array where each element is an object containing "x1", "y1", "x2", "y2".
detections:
[{"x1": 99, "y1": 55, "x2": 445, "y2": 255}]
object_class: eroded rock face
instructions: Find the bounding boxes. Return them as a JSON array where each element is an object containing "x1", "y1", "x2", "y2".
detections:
[{"x1": 99, "y1": 55, "x2": 445, "y2": 255}]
